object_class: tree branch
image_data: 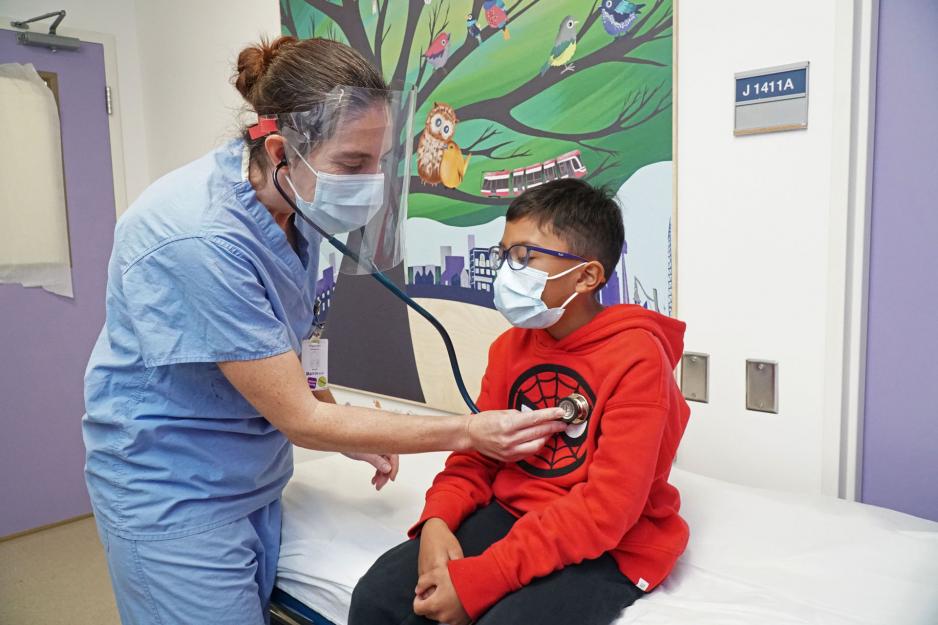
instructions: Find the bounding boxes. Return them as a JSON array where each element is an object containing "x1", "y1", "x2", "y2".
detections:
[
  {"x1": 389, "y1": 0, "x2": 426, "y2": 89},
  {"x1": 413, "y1": 0, "x2": 546, "y2": 112},
  {"x1": 578, "y1": 141, "x2": 618, "y2": 157},
  {"x1": 469, "y1": 0, "x2": 485, "y2": 19},
  {"x1": 282, "y1": 0, "x2": 299, "y2": 37},
  {"x1": 427, "y1": 0, "x2": 452, "y2": 52},
  {"x1": 410, "y1": 177, "x2": 508, "y2": 206},
  {"x1": 586, "y1": 154, "x2": 620, "y2": 182},
  {"x1": 463, "y1": 124, "x2": 500, "y2": 151},
  {"x1": 409, "y1": 0, "x2": 451, "y2": 96},
  {"x1": 413, "y1": 56, "x2": 430, "y2": 92},
  {"x1": 461, "y1": 124, "x2": 532, "y2": 160},
  {"x1": 505, "y1": 0, "x2": 542, "y2": 25},
  {"x1": 460, "y1": 80, "x2": 670, "y2": 148},
  {"x1": 472, "y1": 143, "x2": 533, "y2": 160},
  {"x1": 618, "y1": 84, "x2": 672, "y2": 133},
  {"x1": 373, "y1": 0, "x2": 391, "y2": 74},
  {"x1": 305, "y1": 1, "x2": 377, "y2": 64},
  {"x1": 577, "y1": 0, "x2": 601, "y2": 40},
  {"x1": 618, "y1": 55, "x2": 667, "y2": 68},
  {"x1": 454, "y1": 0, "x2": 672, "y2": 126}
]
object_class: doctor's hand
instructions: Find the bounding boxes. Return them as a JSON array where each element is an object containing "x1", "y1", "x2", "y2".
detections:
[
  {"x1": 467, "y1": 407, "x2": 566, "y2": 463},
  {"x1": 418, "y1": 518, "x2": 463, "y2": 579},
  {"x1": 414, "y1": 564, "x2": 471, "y2": 625},
  {"x1": 342, "y1": 452, "x2": 399, "y2": 491}
]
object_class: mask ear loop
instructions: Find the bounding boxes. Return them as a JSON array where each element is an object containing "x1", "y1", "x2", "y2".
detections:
[
  {"x1": 545, "y1": 261, "x2": 588, "y2": 281},
  {"x1": 286, "y1": 141, "x2": 320, "y2": 176},
  {"x1": 546, "y1": 262, "x2": 587, "y2": 310},
  {"x1": 558, "y1": 291, "x2": 580, "y2": 309}
]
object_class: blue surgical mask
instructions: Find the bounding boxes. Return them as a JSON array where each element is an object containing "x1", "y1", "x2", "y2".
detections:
[
  {"x1": 493, "y1": 262, "x2": 586, "y2": 329},
  {"x1": 285, "y1": 151, "x2": 385, "y2": 234}
]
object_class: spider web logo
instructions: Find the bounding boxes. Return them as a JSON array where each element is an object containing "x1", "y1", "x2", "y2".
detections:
[{"x1": 508, "y1": 364, "x2": 596, "y2": 478}]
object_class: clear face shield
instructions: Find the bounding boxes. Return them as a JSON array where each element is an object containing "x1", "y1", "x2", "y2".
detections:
[{"x1": 271, "y1": 86, "x2": 415, "y2": 275}]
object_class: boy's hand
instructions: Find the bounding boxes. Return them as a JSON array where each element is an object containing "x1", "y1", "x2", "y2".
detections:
[
  {"x1": 418, "y1": 518, "x2": 463, "y2": 578},
  {"x1": 467, "y1": 407, "x2": 566, "y2": 462},
  {"x1": 342, "y1": 452, "x2": 399, "y2": 491},
  {"x1": 414, "y1": 564, "x2": 471, "y2": 625}
]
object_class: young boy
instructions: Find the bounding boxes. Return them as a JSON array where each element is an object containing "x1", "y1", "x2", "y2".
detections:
[{"x1": 350, "y1": 179, "x2": 690, "y2": 625}]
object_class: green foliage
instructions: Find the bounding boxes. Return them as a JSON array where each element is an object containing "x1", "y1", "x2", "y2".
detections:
[{"x1": 281, "y1": 0, "x2": 673, "y2": 227}]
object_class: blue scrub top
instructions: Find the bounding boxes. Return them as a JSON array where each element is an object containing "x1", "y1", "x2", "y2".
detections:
[{"x1": 83, "y1": 140, "x2": 321, "y2": 540}]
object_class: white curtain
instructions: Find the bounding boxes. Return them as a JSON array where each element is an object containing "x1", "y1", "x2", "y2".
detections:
[{"x1": 0, "y1": 63, "x2": 73, "y2": 298}]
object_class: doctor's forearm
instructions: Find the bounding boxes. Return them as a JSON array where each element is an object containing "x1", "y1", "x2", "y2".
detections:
[
  {"x1": 295, "y1": 401, "x2": 472, "y2": 454},
  {"x1": 219, "y1": 351, "x2": 470, "y2": 454}
]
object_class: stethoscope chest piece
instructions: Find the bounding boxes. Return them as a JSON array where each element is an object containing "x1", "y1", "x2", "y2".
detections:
[{"x1": 558, "y1": 393, "x2": 590, "y2": 425}]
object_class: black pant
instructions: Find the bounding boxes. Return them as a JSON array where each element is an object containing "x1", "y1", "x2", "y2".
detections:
[{"x1": 349, "y1": 502, "x2": 643, "y2": 625}]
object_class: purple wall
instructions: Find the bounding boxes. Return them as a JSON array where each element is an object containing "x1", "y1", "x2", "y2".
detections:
[
  {"x1": 862, "y1": 0, "x2": 938, "y2": 521},
  {"x1": 0, "y1": 33, "x2": 115, "y2": 535}
]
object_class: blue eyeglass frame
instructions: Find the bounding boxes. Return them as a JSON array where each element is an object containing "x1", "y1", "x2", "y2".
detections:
[{"x1": 488, "y1": 244, "x2": 588, "y2": 271}]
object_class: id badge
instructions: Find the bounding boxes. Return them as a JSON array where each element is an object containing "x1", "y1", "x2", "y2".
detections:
[{"x1": 301, "y1": 338, "x2": 329, "y2": 391}]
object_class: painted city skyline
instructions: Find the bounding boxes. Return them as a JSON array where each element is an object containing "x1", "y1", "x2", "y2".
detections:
[{"x1": 402, "y1": 232, "x2": 663, "y2": 313}]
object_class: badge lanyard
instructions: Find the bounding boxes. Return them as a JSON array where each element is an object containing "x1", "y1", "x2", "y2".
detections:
[{"x1": 301, "y1": 299, "x2": 328, "y2": 391}]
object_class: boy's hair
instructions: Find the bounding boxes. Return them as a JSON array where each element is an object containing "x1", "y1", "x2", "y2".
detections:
[{"x1": 506, "y1": 179, "x2": 625, "y2": 287}]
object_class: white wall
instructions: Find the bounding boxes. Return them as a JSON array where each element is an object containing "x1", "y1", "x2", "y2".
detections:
[
  {"x1": 676, "y1": 0, "x2": 862, "y2": 497},
  {"x1": 134, "y1": 0, "x2": 280, "y2": 182},
  {"x1": 0, "y1": 0, "x2": 280, "y2": 204},
  {"x1": 4, "y1": 0, "x2": 870, "y2": 496}
]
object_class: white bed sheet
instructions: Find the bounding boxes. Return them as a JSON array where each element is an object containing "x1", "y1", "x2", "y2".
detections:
[{"x1": 277, "y1": 452, "x2": 938, "y2": 625}]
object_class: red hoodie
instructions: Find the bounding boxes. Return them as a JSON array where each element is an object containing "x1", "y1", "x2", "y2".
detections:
[{"x1": 408, "y1": 304, "x2": 691, "y2": 619}]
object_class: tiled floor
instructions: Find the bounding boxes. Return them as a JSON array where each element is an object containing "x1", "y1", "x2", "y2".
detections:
[{"x1": 0, "y1": 517, "x2": 120, "y2": 625}]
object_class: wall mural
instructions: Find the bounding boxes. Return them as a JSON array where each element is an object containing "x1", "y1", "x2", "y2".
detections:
[{"x1": 282, "y1": 0, "x2": 674, "y2": 411}]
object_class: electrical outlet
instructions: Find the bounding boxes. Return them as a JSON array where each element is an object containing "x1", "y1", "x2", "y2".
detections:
[
  {"x1": 681, "y1": 353, "x2": 709, "y2": 403},
  {"x1": 746, "y1": 360, "x2": 778, "y2": 413}
]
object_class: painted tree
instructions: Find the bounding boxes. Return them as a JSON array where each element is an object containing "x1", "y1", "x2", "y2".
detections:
[
  {"x1": 282, "y1": 0, "x2": 673, "y2": 226},
  {"x1": 279, "y1": 0, "x2": 674, "y2": 402}
]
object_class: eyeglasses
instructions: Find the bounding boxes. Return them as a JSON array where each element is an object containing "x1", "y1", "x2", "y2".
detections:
[{"x1": 488, "y1": 244, "x2": 588, "y2": 271}]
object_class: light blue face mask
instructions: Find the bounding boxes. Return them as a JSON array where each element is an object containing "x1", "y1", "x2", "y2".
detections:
[
  {"x1": 493, "y1": 262, "x2": 586, "y2": 329},
  {"x1": 285, "y1": 149, "x2": 385, "y2": 235}
]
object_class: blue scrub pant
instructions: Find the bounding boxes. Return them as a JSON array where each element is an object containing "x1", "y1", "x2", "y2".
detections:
[{"x1": 95, "y1": 500, "x2": 281, "y2": 625}]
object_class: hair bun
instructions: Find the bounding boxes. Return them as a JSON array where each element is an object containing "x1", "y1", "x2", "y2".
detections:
[{"x1": 234, "y1": 36, "x2": 297, "y2": 103}]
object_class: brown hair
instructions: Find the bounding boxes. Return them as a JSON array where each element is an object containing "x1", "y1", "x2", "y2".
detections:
[{"x1": 233, "y1": 36, "x2": 388, "y2": 173}]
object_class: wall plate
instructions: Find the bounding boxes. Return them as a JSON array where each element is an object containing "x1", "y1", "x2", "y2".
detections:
[
  {"x1": 734, "y1": 62, "x2": 809, "y2": 135},
  {"x1": 681, "y1": 353, "x2": 709, "y2": 403},
  {"x1": 746, "y1": 360, "x2": 778, "y2": 413}
]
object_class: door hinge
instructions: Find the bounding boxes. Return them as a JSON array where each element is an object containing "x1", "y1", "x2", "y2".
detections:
[{"x1": 105, "y1": 85, "x2": 113, "y2": 116}]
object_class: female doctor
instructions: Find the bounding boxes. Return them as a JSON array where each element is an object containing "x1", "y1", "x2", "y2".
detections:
[{"x1": 82, "y1": 36, "x2": 564, "y2": 624}]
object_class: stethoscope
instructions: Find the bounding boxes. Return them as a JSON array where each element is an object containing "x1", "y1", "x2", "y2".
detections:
[{"x1": 272, "y1": 160, "x2": 591, "y2": 426}]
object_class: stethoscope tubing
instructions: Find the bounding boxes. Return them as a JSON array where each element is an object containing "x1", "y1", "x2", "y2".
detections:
[{"x1": 273, "y1": 161, "x2": 481, "y2": 414}]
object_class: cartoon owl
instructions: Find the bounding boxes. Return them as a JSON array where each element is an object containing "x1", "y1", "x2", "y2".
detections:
[{"x1": 416, "y1": 102, "x2": 458, "y2": 186}]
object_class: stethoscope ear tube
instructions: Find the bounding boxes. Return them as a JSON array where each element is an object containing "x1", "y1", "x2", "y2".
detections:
[{"x1": 273, "y1": 161, "x2": 481, "y2": 414}]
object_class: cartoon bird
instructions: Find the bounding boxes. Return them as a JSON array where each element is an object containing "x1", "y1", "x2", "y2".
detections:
[
  {"x1": 482, "y1": 0, "x2": 510, "y2": 40},
  {"x1": 466, "y1": 13, "x2": 482, "y2": 44},
  {"x1": 416, "y1": 102, "x2": 458, "y2": 186},
  {"x1": 600, "y1": 0, "x2": 644, "y2": 38},
  {"x1": 424, "y1": 32, "x2": 451, "y2": 71},
  {"x1": 540, "y1": 16, "x2": 579, "y2": 76},
  {"x1": 440, "y1": 142, "x2": 472, "y2": 189}
]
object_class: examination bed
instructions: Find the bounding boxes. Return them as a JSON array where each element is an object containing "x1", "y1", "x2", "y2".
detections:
[{"x1": 271, "y1": 451, "x2": 938, "y2": 625}]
